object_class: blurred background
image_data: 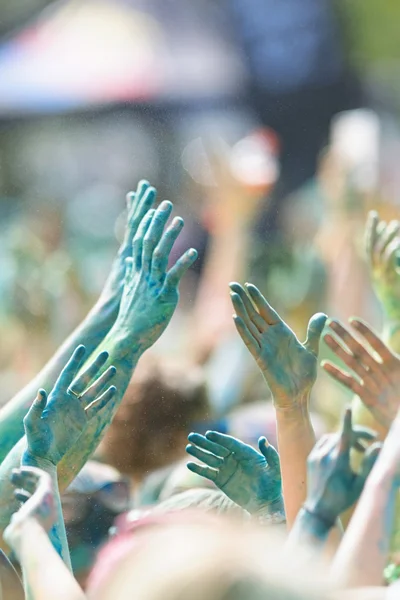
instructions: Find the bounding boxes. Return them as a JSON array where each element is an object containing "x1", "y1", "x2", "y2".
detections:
[{"x1": 2, "y1": 0, "x2": 400, "y2": 413}]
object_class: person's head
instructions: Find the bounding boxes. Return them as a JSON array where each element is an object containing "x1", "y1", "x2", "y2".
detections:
[
  {"x1": 99, "y1": 355, "x2": 210, "y2": 479},
  {"x1": 88, "y1": 512, "x2": 329, "y2": 600}
]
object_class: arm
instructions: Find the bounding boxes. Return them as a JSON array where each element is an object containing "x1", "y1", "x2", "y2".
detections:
[
  {"x1": 0, "y1": 199, "x2": 197, "y2": 540},
  {"x1": 4, "y1": 467, "x2": 85, "y2": 600},
  {"x1": 0, "y1": 346, "x2": 117, "y2": 549},
  {"x1": 331, "y1": 413, "x2": 400, "y2": 588},
  {"x1": 228, "y1": 281, "x2": 327, "y2": 526},
  {"x1": 186, "y1": 431, "x2": 285, "y2": 521},
  {"x1": 0, "y1": 181, "x2": 155, "y2": 463},
  {"x1": 287, "y1": 409, "x2": 380, "y2": 562}
]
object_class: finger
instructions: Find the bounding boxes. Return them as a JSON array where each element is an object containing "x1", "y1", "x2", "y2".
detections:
[
  {"x1": 358, "y1": 442, "x2": 382, "y2": 481},
  {"x1": 244, "y1": 283, "x2": 280, "y2": 325},
  {"x1": 14, "y1": 490, "x2": 31, "y2": 504},
  {"x1": 304, "y1": 313, "x2": 328, "y2": 357},
  {"x1": 186, "y1": 462, "x2": 217, "y2": 482},
  {"x1": 321, "y1": 361, "x2": 365, "y2": 397},
  {"x1": 124, "y1": 182, "x2": 155, "y2": 245},
  {"x1": 376, "y1": 220, "x2": 400, "y2": 257},
  {"x1": 323, "y1": 331, "x2": 375, "y2": 384},
  {"x1": 339, "y1": 407, "x2": 353, "y2": 454},
  {"x1": 365, "y1": 210, "x2": 379, "y2": 266},
  {"x1": 23, "y1": 389, "x2": 47, "y2": 429},
  {"x1": 185, "y1": 444, "x2": 224, "y2": 469},
  {"x1": 348, "y1": 318, "x2": 394, "y2": 363},
  {"x1": 151, "y1": 217, "x2": 184, "y2": 281},
  {"x1": 164, "y1": 248, "x2": 198, "y2": 290},
  {"x1": 10, "y1": 470, "x2": 39, "y2": 492},
  {"x1": 382, "y1": 238, "x2": 400, "y2": 272},
  {"x1": 352, "y1": 426, "x2": 377, "y2": 443},
  {"x1": 142, "y1": 201, "x2": 173, "y2": 273},
  {"x1": 56, "y1": 345, "x2": 87, "y2": 390},
  {"x1": 85, "y1": 386, "x2": 117, "y2": 420},
  {"x1": 132, "y1": 209, "x2": 156, "y2": 271},
  {"x1": 233, "y1": 315, "x2": 260, "y2": 355},
  {"x1": 258, "y1": 437, "x2": 280, "y2": 471},
  {"x1": 71, "y1": 350, "x2": 110, "y2": 395},
  {"x1": 229, "y1": 283, "x2": 266, "y2": 332},
  {"x1": 187, "y1": 433, "x2": 231, "y2": 458},
  {"x1": 327, "y1": 320, "x2": 383, "y2": 381},
  {"x1": 82, "y1": 365, "x2": 117, "y2": 405},
  {"x1": 205, "y1": 431, "x2": 252, "y2": 456},
  {"x1": 230, "y1": 292, "x2": 262, "y2": 340}
]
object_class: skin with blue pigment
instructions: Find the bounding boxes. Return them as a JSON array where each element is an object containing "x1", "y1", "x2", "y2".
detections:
[
  {"x1": 288, "y1": 409, "x2": 380, "y2": 552},
  {"x1": 229, "y1": 281, "x2": 327, "y2": 526},
  {"x1": 17, "y1": 346, "x2": 116, "y2": 567},
  {"x1": 330, "y1": 409, "x2": 400, "y2": 588},
  {"x1": 5, "y1": 467, "x2": 85, "y2": 600},
  {"x1": 229, "y1": 282, "x2": 327, "y2": 407},
  {"x1": 0, "y1": 190, "x2": 196, "y2": 545},
  {"x1": 186, "y1": 431, "x2": 284, "y2": 514},
  {"x1": 0, "y1": 180, "x2": 156, "y2": 463}
]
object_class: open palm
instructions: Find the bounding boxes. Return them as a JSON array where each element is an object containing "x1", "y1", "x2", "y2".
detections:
[
  {"x1": 23, "y1": 345, "x2": 117, "y2": 465},
  {"x1": 186, "y1": 431, "x2": 282, "y2": 513},
  {"x1": 229, "y1": 282, "x2": 327, "y2": 407}
]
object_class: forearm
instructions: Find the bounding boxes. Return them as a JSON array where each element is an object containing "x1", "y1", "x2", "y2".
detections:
[
  {"x1": 275, "y1": 400, "x2": 316, "y2": 527},
  {"x1": 10, "y1": 518, "x2": 85, "y2": 600},
  {"x1": 0, "y1": 302, "x2": 117, "y2": 463},
  {"x1": 57, "y1": 328, "x2": 142, "y2": 489},
  {"x1": 331, "y1": 474, "x2": 396, "y2": 588},
  {"x1": 21, "y1": 454, "x2": 71, "y2": 570}
]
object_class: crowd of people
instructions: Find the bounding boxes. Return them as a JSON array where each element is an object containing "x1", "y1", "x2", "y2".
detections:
[{"x1": 0, "y1": 176, "x2": 398, "y2": 600}]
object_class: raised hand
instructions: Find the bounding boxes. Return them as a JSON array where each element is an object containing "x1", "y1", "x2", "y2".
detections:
[
  {"x1": 323, "y1": 318, "x2": 400, "y2": 429},
  {"x1": 116, "y1": 201, "x2": 198, "y2": 353},
  {"x1": 23, "y1": 345, "x2": 117, "y2": 465},
  {"x1": 186, "y1": 431, "x2": 282, "y2": 513},
  {"x1": 97, "y1": 180, "x2": 157, "y2": 309},
  {"x1": 229, "y1": 282, "x2": 327, "y2": 408},
  {"x1": 305, "y1": 409, "x2": 380, "y2": 524},
  {"x1": 5, "y1": 467, "x2": 56, "y2": 536},
  {"x1": 365, "y1": 211, "x2": 400, "y2": 322}
]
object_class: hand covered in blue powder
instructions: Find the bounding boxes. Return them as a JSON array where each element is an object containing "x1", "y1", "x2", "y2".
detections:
[
  {"x1": 229, "y1": 282, "x2": 327, "y2": 409},
  {"x1": 116, "y1": 200, "x2": 197, "y2": 352},
  {"x1": 97, "y1": 180, "x2": 157, "y2": 310},
  {"x1": 186, "y1": 431, "x2": 282, "y2": 513},
  {"x1": 4, "y1": 467, "x2": 56, "y2": 551},
  {"x1": 304, "y1": 408, "x2": 381, "y2": 525},
  {"x1": 23, "y1": 346, "x2": 117, "y2": 465}
]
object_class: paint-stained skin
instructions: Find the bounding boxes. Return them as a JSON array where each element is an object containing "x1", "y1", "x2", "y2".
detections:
[
  {"x1": 186, "y1": 431, "x2": 284, "y2": 514},
  {"x1": 0, "y1": 182, "x2": 197, "y2": 544},
  {"x1": 289, "y1": 409, "x2": 380, "y2": 549},
  {"x1": 228, "y1": 282, "x2": 327, "y2": 407}
]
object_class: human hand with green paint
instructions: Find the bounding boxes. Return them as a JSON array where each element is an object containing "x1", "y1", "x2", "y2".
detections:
[
  {"x1": 305, "y1": 408, "x2": 380, "y2": 525},
  {"x1": 186, "y1": 431, "x2": 283, "y2": 514},
  {"x1": 323, "y1": 318, "x2": 400, "y2": 430},
  {"x1": 95, "y1": 180, "x2": 157, "y2": 314},
  {"x1": 365, "y1": 211, "x2": 400, "y2": 324},
  {"x1": 229, "y1": 282, "x2": 327, "y2": 409},
  {"x1": 23, "y1": 345, "x2": 117, "y2": 466},
  {"x1": 114, "y1": 201, "x2": 197, "y2": 353}
]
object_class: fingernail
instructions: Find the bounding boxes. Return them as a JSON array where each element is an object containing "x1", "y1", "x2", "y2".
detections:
[
  {"x1": 159, "y1": 200, "x2": 172, "y2": 210},
  {"x1": 188, "y1": 249, "x2": 197, "y2": 258}
]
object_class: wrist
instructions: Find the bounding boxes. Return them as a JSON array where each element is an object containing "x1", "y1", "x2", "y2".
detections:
[
  {"x1": 300, "y1": 505, "x2": 336, "y2": 535},
  {"x1": 274, "y1": 398, "x2": 311, "y2": 421},
  {"x1": 103, "y1": 325, "x2": 145, "y2": 362},
  {"x1": 252, "y1": 495, "x2": 286, "y2": 524},
  {"x1": 22, "y1": 450, "x2": 56, "y2": 473}
]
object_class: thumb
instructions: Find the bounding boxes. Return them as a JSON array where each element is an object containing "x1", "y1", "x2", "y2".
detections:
[
  {"x1": 258, "y1": 437, "x2": 281, "y2": 471},
  {"x1": 24, "y1": 390, "x2": 47, "y2": 429},
  {"x1": 304, "y1": 313, "x2": 328, "y2": 356}
]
